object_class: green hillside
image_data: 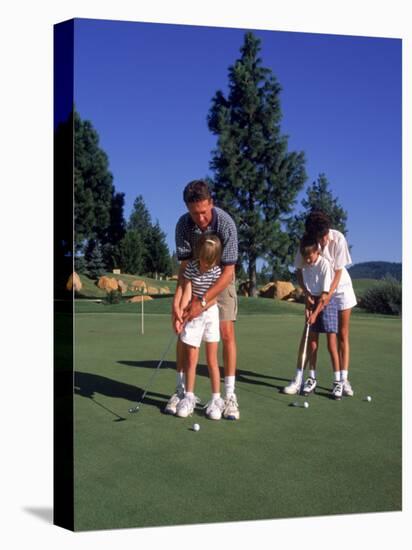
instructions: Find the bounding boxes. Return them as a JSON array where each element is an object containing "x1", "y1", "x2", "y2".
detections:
[
  {"x1": 75, "y1": 272, "x2": 177, "y2": 299},
  {"x1": 349, "y1": 261, "x2": 401, "y2": 281}
]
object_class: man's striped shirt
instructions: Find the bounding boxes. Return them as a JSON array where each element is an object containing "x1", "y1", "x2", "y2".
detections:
[{"x1": 183, "y1": 260, "x2": 222, "y2": 298}]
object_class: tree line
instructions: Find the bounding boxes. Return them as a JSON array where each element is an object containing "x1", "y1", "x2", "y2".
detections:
[{"x1": 59, "y1": 31, "x2": 348, "y2": 290}]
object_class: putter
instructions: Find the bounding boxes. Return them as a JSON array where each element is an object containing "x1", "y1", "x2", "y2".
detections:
[
  {"x1": 128, "y1": 332, "x2": 177, "y2": 413},
  {"x1": 298, "y1": 321, "x2": 311, "y2": 395}
]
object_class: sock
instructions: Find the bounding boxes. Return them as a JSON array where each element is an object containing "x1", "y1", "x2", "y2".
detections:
[
  {"x1": 340, "y1": 370, "x2": 348, "y2": 381},
  {"x1": 224, "y1": 376, "x2": 235, "y2": 398},
  {"x1": 295, "y1": 369, "x2": 303, "y2": 384},
  {"x1": 176, "y1": 371, "x2": 185, "y2": 392},
  {"x1": 185, "y1": 391, "x2": 194, "y2": 398},
  {"x1": 212, "y1": 392, "x2": 221, "y2": 400},
  {"x1": 310, "y1": 369, "x2": 316, "y2": 379},
  {"x1": 334, "y1": 371, "x2": 340, "y2": 382}
]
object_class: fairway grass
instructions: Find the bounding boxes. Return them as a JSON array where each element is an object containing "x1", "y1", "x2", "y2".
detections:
[{"x1": 72, "y1": 307, "x2": 401, "y2": 531}]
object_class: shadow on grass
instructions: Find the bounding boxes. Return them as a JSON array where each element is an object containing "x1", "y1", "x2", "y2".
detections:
[{"x1": 74, "y1": 371, "x2": 170, "y2": 416}]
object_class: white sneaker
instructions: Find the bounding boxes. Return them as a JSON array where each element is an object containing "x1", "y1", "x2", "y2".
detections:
[
  {"x1": 164, "y1": 390, "x2": 184, "y2": 415},
  {"x1": 303, "y1": 377, "x2": 317, "y2": 396},
  {"x1": 223, "y1": 394, "x2": 240, "y2": 420},
  {"x1": 283, "y1": 378, "x2": 302, "y2": 395},
  {"x1": 204, "y1": 397, "x2": 225, "y2": 420},
  {"x1": 343, "y1": 380, "x2": 354, "y2": 397},
  {"x1": 332, "y1": 382, "x2": 343, "y2": 400},
  {"x1": 176, "y1": 394, "x2": 198, "y2": 418}
]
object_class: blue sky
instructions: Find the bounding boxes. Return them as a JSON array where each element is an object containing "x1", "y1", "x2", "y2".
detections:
[{"x1": 73, "y1": 18, "x2": 402, "y2": 264}]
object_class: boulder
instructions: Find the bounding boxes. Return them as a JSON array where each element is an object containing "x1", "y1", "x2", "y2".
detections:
[
  {"x1": 147, "y1": 286, "x2": 159, "y2": 294},
  {"x1": 128, "y1": 295, "x2": 153, "y2": 303},
  {"x1": 131, "y1": 279, "x2": 147, "y2": 292},
  {"x1": 259, "y1": 281, "x2": 296, "y2": 300},
  {"x1": 159, "y1": 286, "x2": 171, "y2": 294},
  {"x1": 97, "y1": 276, "x2": 118, "y2": 291},
  {"x1": 285, "y1": 287, "x2": 304, "y2": 303},
  {"x1": 238, "y1": 281, "x2": 251, "y2": 296},
  {"x1": 117, "y1": 280, "x2": 128, "y2": 294},
  {"x1": 66, "y1": 272, "x2": 82, "y2": 291}
]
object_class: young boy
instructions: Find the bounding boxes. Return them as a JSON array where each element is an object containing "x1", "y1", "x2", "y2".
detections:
[
  {"x1": 173, "y1": 234, "x2": 226, "y2": 420},
  {"x1": 283, "y1": 234, "x2": 343, "y2": 399}
]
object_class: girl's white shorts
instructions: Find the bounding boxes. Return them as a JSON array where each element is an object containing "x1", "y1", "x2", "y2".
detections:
[{"x1": 180, "y1": 304, "x2": 220, "y2": 348}]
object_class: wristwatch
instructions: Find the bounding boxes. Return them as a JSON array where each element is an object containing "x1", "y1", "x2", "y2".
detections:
[{"x1": 200, "y1": 295, "x2": 207, "y2": 308}]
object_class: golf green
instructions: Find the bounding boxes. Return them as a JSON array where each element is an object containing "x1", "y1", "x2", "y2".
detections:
[{"x1": 72, "y1": 302, "x2": 401, "y2": 531}]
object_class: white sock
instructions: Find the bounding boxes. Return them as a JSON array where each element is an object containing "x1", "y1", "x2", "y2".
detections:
[
  {"x1": 295, "y1": 369, "x2": 303, "y2": 384},
  {"x1": 310, "y1": 369, "x2": 316, "y2": 379},
  {"x1": 340, "y1": 370, "x2": 348, "y2": 381},
  {"x1": 212, "y1": 392, "x2": 221, "y2": 400},
  {"x1": 185, "y1": 391, "x2": 194, "y2": 398},
  {"x1": 176, "y1": 371, "x2": 185, "y2": 391},
  {"x1": 224, "y1": 376, "x2": 235, "y2": 398},
  {"x1": 334, "y1": 371, "x2": 341, "y2": 382}
]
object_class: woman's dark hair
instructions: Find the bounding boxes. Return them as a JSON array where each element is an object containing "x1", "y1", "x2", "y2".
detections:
[
  {"x1": 304, "y1": 210, "x2": 331, "y2": 240},
  {"x1": 183, "y1": 180, "x2": 212, "y2": 204},
  {"x1": 299, "y1": 233, "x2": 319, "y2": 257}
]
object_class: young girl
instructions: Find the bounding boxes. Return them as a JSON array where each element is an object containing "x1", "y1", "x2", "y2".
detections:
[
  {"x1": 284, "y1": 234, "x2": 342, "y2": 399},
  {"x1": 174, "y1": 234, "x2": 225, "y2": 420}
]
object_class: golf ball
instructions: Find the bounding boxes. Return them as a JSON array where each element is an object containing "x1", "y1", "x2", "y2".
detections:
[
  {"x1": 365, "y1": 395, "x2": 372, "y2": 402},
  {"x1": 193, "y1": 423, "x2": 200, "y2": 432},
  {"x1": 303, "y1": 401, "x2": 309, "y2": 408}
]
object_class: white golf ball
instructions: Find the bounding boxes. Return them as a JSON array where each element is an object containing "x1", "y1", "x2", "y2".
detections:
[
  {"x1": 193, "y1": 423, "x2": 200, "y2": 432},
  {"x1": 366, "y1": 395, "x2": 372, "y2": 402},
  {"x1": 303, "y1": 401, "x2": 309, "y2": 408}
]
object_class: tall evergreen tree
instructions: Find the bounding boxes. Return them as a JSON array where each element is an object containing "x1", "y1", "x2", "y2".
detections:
[
  {"x1": 128, "y1": 195, "x2": 153, "y2": 273},
  {"x1": 208, "y1": 32, "x2": 307, "y2": 296},
  {"x1": 118, "y1": 230, "x2": 144, "y2": 275},
  {"x1": 146, "y1": 221, "x2": 172, "y2": 277},
  {"x1": 84, "y1": 239, "x2": 105, "y2": 279},
  {"x1": 74, "y1": 111, "x2": 115, "y2": 252},
  {"x1": 102, "y1": 191, "x2": 127, "y2": 270}
]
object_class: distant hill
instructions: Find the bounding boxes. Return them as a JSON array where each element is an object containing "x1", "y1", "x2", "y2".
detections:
[{"x1": 348, "y1": 262, "x2": 401, "y2": 281}]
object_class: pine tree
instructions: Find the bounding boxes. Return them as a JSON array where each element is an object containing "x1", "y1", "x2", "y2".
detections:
[
  {"x1": 84, "y1": 240, "x2": 106, "y2": 279},
  {"x1": 146, "y1": 221, "x2": 172, "y2": 277},
  {"x1": 118, "y1": 230, "x2": 144, "y2": 275},
  {"x1": 102, "y1": 191, "x2": 127, "y2": 270},
  {"x1": 74, "y1": 111, "x2": 116, "y2": 253},
  {"x1": 128, "y1": 195, "x2": 153, "y2": 273},
  {"x1": 208, "y1": 32, "x2": 307, "y2": 296}
]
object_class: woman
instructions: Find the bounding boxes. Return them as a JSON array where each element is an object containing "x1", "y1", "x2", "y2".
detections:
[{"x1": 287, "y1": 211, "x2": 357, "y2": 399}]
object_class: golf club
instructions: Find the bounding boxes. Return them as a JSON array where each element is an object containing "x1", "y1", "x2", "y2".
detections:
[
  {"x1": 298, "y1": 321, "x2": 310, "y2": 395},
  {"x1": 128, "y1": 332, "x2": 177, "y2": 413}
]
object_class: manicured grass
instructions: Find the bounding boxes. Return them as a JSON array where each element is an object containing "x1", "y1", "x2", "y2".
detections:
[{"x1": 72, "y1": 305, "x2": 402, "y2": 531}]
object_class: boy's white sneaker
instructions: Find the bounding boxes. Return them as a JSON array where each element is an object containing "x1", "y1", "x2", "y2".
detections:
[
  {"x1": 204, "y1": 397, "x2": 225, "y2": 420},
  {"x1": 343, "y1": 380, "x2": 354, "y2": 397},
  {"x1": 283, "y1": 378, "x2": 302, "y2": 395},
  {"x1": 223, "y1": 394, "x2": 240, "y2": 420},
  {"x1": 303, "y1": 377, "x2": 317, "y2": 395},
  {"x1": 164, "y1": 390, "x2": 184, "y2": 415},
  {"x1": 332, "y1": 382, "x2": 343, "y2": 400},
  {"x1": 176, "y1": 394, "x2": 198, "y2": 418}
]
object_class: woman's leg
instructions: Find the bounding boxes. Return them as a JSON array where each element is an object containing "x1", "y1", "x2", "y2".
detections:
[
  {"x1": 338, "y1": 308, "x2": 352, "y2": 373},
  {"x1": 327, "y1": 333, "x2": 340, "y2": 373}
]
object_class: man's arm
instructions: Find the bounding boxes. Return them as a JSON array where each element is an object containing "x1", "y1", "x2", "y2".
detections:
[
  {"x1": 184, "y1": 264, "x2": 235, "y2": 321},
  {"x1": 172, "y1": 260, "x2": 189, "y2": 323}
]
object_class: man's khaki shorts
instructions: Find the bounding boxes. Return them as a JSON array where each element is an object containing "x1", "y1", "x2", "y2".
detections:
[{"x1": 217, "y1": 280, "x2": 238, "y2": 322}]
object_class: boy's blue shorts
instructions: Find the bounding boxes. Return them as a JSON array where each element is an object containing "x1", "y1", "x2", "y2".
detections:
[{"x1": 310, "y1": 296, "x2": 338, "y2": 334}]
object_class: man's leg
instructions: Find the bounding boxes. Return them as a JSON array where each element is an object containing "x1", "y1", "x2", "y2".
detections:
[{"x1": 221, "y1": 319, "x2": 239, "y2": 419}]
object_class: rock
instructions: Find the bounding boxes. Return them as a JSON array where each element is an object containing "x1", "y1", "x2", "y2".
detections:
[
  {"x1": 259, "y1": 281, "x2": 296, "y2": 300},
  {"x1": 97, "y1": 276, "x2": 118, "y2": 291},
  {"x1": 238, "y1": 281, "x2": 252, "y2": 296},
  {"x1": 128, "y1": 295, "x2": 153, "y2": 303},
  {"x1": 131, "y1": 279, "x2": 147, "y2": 292},
  {"x1": 159, "y1": 286, "x2": 170, "y2": 294},
  {"x1": 66, "y1": 272, "x2": 82, "y2": 291},
  {"x1": 285, "y1": 287, "x2": 304, "y2": 303},
  {"x1": 147, "y1": 286, "x2": 159, "y2": 294},
  {"x1": 117, "y1": 280, "x2": 128, "y2": 294}
]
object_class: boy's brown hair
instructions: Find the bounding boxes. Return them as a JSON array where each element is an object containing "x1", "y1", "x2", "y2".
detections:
[
  {"x1": 299, "y1": 233, "x2": 319, "y2": 258},
  {"x1": 196, "y1": 234, "x2": 221, "y2": 267}
]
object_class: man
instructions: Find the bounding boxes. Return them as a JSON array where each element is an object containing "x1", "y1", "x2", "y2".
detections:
[{"x1": 165, "y1": 179, "x2": 240, "y2": 420}]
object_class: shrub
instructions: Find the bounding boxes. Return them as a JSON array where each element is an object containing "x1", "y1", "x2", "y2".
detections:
[
  {"x1": 358, "y1": 277, "x2": 402, "y2": 315},
  {"x1": 105, "y1": 289, "x2": 122, "y2": 305}
]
